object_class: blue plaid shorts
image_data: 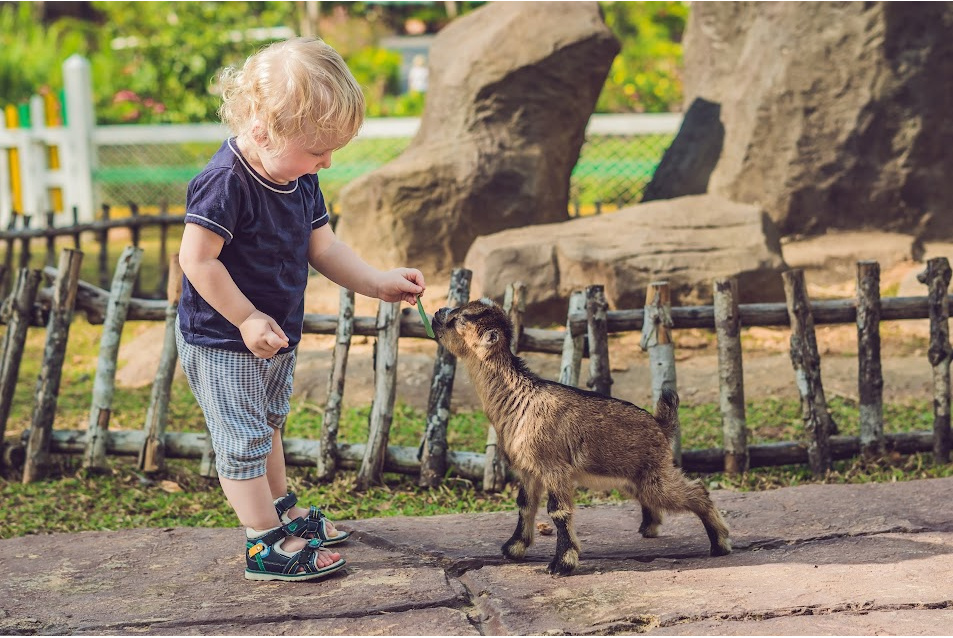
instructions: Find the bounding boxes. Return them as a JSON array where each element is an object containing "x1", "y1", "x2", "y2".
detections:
[{"x1": 175, "y1": 324, "x2": 296, "y2": 480}]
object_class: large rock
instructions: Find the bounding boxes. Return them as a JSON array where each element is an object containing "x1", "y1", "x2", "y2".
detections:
[
  {"x1": 336, "y1": 1, "x2": 620, "y2": 275},
  {"x1": 465, "y1": 194, "x2": 787, "y2": 323},
  {"x1": 644, "y1": 3, "x2": 953, "y2": 240}
]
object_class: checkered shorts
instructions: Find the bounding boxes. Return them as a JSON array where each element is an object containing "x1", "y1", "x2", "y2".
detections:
[{"x1": 175, "y1": 324, "x2": 296, "y2": 480}]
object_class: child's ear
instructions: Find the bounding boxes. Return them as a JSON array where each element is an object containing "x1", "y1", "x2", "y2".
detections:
[{"x1": 250, "y1": 119, "x2": 268, "y2": 146}]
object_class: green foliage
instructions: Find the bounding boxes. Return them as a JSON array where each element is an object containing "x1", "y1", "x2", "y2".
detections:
[
  {"x1": 597, "y1": 1, "x2": 688, "y2": 113},
  {"x1": 88, "y1": 1, "x2": 297, "y2": 124},
  {"x1": 345, "y1": 46, "x2": 402, "y2": 112},
  {"x1": 1, "y1": 1, "x2": 688, "y2": 125},
  {"x1": 0, "y1": 3, "x2": 96, "y2": 106}
]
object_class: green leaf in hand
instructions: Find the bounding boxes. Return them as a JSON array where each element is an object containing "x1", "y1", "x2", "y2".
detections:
[{"x1": 417, "y1": 296, "x2": 435, "y2": 338}]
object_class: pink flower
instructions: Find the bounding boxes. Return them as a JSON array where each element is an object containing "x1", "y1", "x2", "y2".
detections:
[{"x1": 113, "y1": 90, "x2": 139, "y2": 104}]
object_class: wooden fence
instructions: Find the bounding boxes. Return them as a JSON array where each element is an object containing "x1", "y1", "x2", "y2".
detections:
[
  {"x1": 1, "y1": 205, "x2": 183, "y2": 299},
  {"x1": 1, "y1": 247, "x2": 951, "y2": 490}
]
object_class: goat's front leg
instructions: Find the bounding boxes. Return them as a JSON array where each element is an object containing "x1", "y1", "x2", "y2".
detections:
[
  {"x1": 546, "y1": 485, "x2": 580, "y2": 576},
  {"x1": 502, "y1": 477, "x2": 543, "y2": 561}
]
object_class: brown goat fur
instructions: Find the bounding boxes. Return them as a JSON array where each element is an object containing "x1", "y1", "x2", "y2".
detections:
[{"x1": 432, "y1": 299, "x2": 732, "y2": 575}]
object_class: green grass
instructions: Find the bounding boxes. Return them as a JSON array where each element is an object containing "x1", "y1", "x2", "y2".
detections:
[{"x1": 2, "y1": 316, "x2": 951, "y2": 540}]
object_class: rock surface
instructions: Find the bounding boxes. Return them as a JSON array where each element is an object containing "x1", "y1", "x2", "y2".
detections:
[
  {"x1": 646, "y1": 2, "x2": 953, "y2": 240},
  {"x1": 464, "y1": 194, "x2": 787, "y2": 322},
  {"x1": 335, "y1": 1, "x2": 619, "y2": 277},
  {"x1": 2, "y1": 477, "x2": 952, "y2": 635}
]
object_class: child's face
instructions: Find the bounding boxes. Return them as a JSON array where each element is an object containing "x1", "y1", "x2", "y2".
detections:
[{"x1": 260, "y1": 134, "x2": 347, "y2": 183}]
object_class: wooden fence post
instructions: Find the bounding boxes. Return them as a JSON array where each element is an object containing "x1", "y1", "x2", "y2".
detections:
[
  {"x1": 713, "y1": 277, "x2": 748, "y2": 474},
  {"x1": 22, "y1": 248, "x2": 83, "y2": 483},
  {"x1": 70, "y1": 207, "x2": 81, "y2": 250},
  {"x1": 3, "y1": 221, "x2": 15, "y2": 297},
  {"x1": 783, "y1": 269, "x2": 836, "y2": 477},
  {"x1": 856, "y1": 260, "x2": 885, "y2": 457},
  {"x1": 482, "y1": 281, "x2": 524, "y2": 492},
  {"x1": 138, "y1": 255, "x2": 182, "y2": 473},
  {"x1": 129, "y1": 203, "x2": 141, "y2": 297},
  {"x1": 316, "y1": 287, "x2": 355, "y2": 481},
  {"x1": 917, "y1": 257, "x2": 953, "y2": 464},
  {"x1": 0, "y1": 269, "x2": 42, "y2": 456},
  {"x1": 586, "y1": 285, "x2": 612, "y2": 397},
  {"x1": 559, "y1": 290, "x2": 587, "y2": 386},
  {"x1": 356, "y1": 300, "x2": 400, "y2": 491},
  {"x1": 420, "y1": 268, "x2": 471, "y2": 488},
  {"x1": 157, "y1": 202, "x2": 169, "y2": 296},
  {"x1": 18, "y1": 215, "x2": 31, "y2": 269},
  {"x1": 640, "y1": 281, "x2": 679, "y2": 464},
  {"x1": 44, "y1": 212, "x2": 56, "y2": 269},
  {"x1": 98, "y1": 204, "x2": 110, "y2": 289},
  {"x1": 83, "y1": 246, "x2": 143, "y2": 471}
]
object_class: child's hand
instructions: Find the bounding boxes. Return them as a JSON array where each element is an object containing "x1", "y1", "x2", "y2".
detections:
[
  {"x1": 377, "y1": 268, "x2": 426, "y2": 305},
  {"x1": 239, "y1": 310, "x2": 290, "y2": 358}
]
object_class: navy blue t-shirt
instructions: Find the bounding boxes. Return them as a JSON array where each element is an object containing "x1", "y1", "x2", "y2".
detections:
[{"x1": 177, "y1": 138, "x2": 330, "y2": 354}]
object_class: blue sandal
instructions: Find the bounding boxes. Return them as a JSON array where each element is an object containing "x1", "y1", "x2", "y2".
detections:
[
  {"x1": 274, "y1": 492, "x2": 351, "y2": 546},
  {"x1": 245, "y1": 517, "x2": 346, "y2": 582}
]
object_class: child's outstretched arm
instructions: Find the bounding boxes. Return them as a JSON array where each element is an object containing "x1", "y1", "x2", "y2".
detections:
[
  {"x1": 179, "y1": 223, "x2": 289, "y2": 358},
  {"x1": 308, "y1": 225, "x2": 426, "y2": 305}
]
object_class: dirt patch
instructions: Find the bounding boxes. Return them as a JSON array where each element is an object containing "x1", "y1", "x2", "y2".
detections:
[{"x1": 117, "y1": 232, "x2": 953, "y2": 413}]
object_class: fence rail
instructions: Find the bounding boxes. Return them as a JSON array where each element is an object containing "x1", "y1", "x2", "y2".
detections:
[{"x1": 2, "y1": 247, "x2": 951, "y2": 487}]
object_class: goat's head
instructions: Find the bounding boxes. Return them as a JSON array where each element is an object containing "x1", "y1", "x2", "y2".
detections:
[{"x1": 432, "y1": 298, "x2": 513, "y2": 362}]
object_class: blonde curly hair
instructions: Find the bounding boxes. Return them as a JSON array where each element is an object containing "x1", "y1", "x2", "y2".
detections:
[{"x1": 218, "y1": 37, "x2": 365, "y2": 156}]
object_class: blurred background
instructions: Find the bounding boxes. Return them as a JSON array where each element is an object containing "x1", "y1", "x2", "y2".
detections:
[{"x1": 0, "y1": 1, "x2": 685, "y2": 214}]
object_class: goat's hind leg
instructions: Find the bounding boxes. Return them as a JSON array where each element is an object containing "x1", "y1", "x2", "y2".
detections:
[
  {"x1": 647, "y1": 472, "x2": 732, "y2": 557},
  {"x1": 686, "y1": 480, "x2": 733, "y2": 556},
  {"x1": 502, "y1": 477, "x2": 543, "y2": 561}
]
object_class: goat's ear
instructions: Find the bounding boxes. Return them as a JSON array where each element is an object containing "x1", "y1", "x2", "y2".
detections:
[{"x1": 481, "y1": 328, "x2": 500, "y2": 348}]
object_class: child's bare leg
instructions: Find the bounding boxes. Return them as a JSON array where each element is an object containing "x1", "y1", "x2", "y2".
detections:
[
  {"x1": 220, "y1": 473, "x2": 340, "y2": 568},
  {"x1": 266, "y1": 429, "x2": 342, "y2": 537}
]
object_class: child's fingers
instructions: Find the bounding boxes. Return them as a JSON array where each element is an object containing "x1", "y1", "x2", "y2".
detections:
[
  {"x1": 266, "y1": 318, "x2": 290, "y2": 344},
  {"x1": 264, "y1": 331, "x2": 289, "y2": 350}
]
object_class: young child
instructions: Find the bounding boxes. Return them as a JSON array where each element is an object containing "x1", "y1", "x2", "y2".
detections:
[{"x1": 176, "y1": 37, "x2": 426, "y2": 582}]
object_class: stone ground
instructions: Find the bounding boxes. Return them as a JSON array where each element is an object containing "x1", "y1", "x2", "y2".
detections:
[{"x1": 1, "y1": 477, "x2": 952, "y2": 635}]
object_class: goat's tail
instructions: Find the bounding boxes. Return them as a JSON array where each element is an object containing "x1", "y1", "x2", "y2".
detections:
[{"x1": 653, "y1": 386, "x2": 680, "y2": 442}]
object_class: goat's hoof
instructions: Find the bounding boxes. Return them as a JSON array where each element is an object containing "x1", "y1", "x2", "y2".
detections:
[
  {"x1": 546, "y1": 559, "x2": 577, "y2": 576},
  {"x1": 638, "y1": 524, "x2": 659, "y2": 538},
  {"x1": 546, "y1": 550, "x2": 578, "y2": 576},
  {"x1": 502, "y1": 539, "x2": 527, "y2": 561},
  {"x1": 710, "y1": 539, "x2": 732, "y2": 557}
]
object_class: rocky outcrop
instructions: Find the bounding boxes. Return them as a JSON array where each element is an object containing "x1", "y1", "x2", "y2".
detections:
[
  {"x1": 464, "y1": 194, "x2": 788, "y2": 323},
  {"x1": 335, "y1": 1, "x2": 620, "y2": 276},
  {"x1": 644, "y1": 2, "x2": 953, "y2": 240}
]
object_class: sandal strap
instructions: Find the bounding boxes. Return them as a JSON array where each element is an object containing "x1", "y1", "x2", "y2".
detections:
[
  {"x1": 274, "y1": 491, "x2": 299, "y2": 515},
  {"x1": 251, "y1": 516, "x2": 307, "y2": 547},
  {"x1": 285, "y1": 506, "x2": 330, "y2": 540},
  {"x1": 296, "y1": 538, "x2": 326, "y2": 573}
]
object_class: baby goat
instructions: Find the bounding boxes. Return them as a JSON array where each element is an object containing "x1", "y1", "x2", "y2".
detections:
[{"x1": 432, "y1": 299, "x2": 732, "y2": 575}]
